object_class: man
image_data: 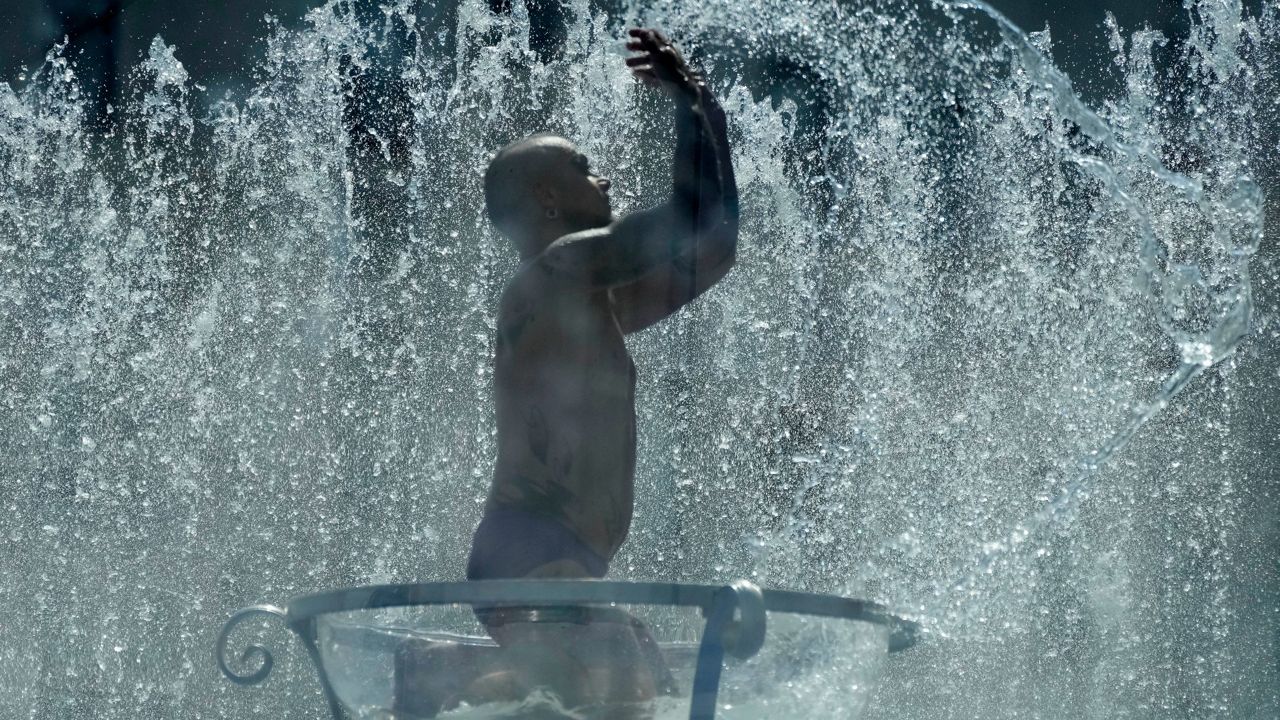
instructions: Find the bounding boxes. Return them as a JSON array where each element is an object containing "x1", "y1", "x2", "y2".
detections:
[
  {"x1": 468, "y1": 26, "x2": 737, "y2": 586},
  {"x1": 459, "y1": 26, "x2": 738, "y2": 712}
]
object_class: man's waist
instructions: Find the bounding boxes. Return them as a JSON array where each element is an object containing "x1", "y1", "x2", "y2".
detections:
[{"x1": 482, "y1": 497, "x2": 626, "y2": 561}]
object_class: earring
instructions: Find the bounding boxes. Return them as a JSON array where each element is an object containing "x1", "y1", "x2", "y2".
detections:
[{"x1": 546, "y1": 207, "x2": 559, "y2": 219}]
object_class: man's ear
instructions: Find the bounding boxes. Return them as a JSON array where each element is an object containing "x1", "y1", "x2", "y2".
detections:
[{"x1": 534, "y1": 182, "x2": 558, "y2": 211}]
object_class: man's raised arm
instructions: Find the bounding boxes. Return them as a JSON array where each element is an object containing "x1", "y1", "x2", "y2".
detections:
[
  {"x1": 658, "y1": 52, "x2": 736, "y2": 243},
  {"x1": 609, "y1": 29, "x2": 739, "y2": 333},
  {"x1": 670, "y1": 61, "x2": 738, "y2": 247},
  {"x1": 536, "y1": 29, "x2": 737, "y2": 309}
]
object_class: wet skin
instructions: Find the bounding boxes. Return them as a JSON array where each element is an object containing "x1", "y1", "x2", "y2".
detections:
[
  {"x1": 481, "y1": 27, "x2": 740, "y2": 570},
  {"x1": 460, "y1": 27, "x2": 741, "y2": 714}
]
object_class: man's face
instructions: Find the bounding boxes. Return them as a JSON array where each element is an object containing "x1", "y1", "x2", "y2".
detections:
[{"x1": 537, "y1": 138, "x2": 613, "y2": 229}]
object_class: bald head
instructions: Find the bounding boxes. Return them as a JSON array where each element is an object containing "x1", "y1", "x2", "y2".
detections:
[
  {"x1": 483, "y1": 135, "x2": 562, "y2": 238},
  {"x1": 483, "y1": 134, "x2": 613, "y2": 257}
]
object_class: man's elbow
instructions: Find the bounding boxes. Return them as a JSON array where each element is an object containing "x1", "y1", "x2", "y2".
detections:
[
  {"x1": 708, "y1": 222, "x2": 737, "y2": 271},
  {"x1": 698, "y1": 199, "x2": 737, "y2": 237}
]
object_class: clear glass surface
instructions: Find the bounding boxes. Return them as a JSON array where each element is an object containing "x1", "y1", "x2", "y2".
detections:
[{"x1": 315, "y1": 604, "x2": 888, "y2": 719}]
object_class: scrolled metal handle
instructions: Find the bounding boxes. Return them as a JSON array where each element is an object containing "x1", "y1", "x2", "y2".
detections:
[{"x1": 215, "y1": 604, "x2": 288, "y2": 686}]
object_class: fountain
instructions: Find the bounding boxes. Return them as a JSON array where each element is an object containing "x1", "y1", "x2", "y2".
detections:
[{"x1": 0, "y1": 0, "x2": 1275, "y2": 717}]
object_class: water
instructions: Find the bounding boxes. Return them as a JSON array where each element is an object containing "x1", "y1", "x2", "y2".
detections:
[{"x1": 1, "y1": 0, "x2": 1276, "y2": 717}]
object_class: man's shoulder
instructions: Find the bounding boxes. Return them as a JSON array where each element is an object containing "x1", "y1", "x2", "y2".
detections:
[{"x1": 501, "y1": 248, "x2": 595, "y2": 310}]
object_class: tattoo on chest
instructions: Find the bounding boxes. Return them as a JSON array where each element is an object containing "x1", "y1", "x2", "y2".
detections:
[
  {"x1": 507, "y1": 473, "x2": 575, "y2": 524},
  {"x1": 528, "y1": 405, "x2": 577, "y2": 476}
]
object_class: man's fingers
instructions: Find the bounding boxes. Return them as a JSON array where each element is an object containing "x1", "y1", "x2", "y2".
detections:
[
  {"x1": 624, "y1": 45, "x2": 681, "y2": 70},
  {"x1": 626, "y1": 28, "x2": 655, "y2": 49},
  {"x1": 629, "y1": 27, "x2": 669, "y2": 46},
  {"x1": 625, "y1": 27, "x2": 692, "y2": 92},
  {"x1": 626, "y1": 27, "x2": 672, "y2": 52}
]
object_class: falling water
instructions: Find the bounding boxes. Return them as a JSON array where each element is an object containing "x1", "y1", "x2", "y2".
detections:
[{"x1": 1, "y1": 0, "x2": 1275, "y2": 717}]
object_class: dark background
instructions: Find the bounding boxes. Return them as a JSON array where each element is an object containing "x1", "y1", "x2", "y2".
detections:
[{"x1": 0, "y1": 0, "x2": 1260, "y2": 105}]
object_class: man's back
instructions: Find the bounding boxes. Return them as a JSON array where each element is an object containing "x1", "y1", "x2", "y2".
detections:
[{"x1": 487, "y1": 266, "x2": 637, "y2": 563}]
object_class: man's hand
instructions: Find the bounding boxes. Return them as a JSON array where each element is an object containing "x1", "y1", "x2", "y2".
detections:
[
  {"x1": 624, "y1": 28, "x2": 702, "y2": 102},
  {"x1": 535, "y1": 26, "x2": 736, "y2": 330}
]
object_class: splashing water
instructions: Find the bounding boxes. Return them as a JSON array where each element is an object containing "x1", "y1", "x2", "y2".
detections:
[{"x1": 0, "y1": 0, "x2": 1275, "y2": 718}]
